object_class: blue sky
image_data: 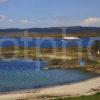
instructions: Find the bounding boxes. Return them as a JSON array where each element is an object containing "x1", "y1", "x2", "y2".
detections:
[{"x1": 0, "y1": 0, "x2": 100, "y2": 28}]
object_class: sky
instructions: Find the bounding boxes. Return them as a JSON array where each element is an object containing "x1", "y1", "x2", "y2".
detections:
[{"x1": 0, "y1": 0, "x2": 100, "y2": 28}]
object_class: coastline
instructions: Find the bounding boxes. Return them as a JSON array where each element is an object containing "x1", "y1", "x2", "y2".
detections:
[{"x1": 0, "y1": 77, "x2": 100, "y2": 100}]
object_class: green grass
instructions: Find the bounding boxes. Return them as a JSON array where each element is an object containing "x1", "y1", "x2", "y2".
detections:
[{"x1": 54, "y1": 93, "x2": 100, "y2": 100}]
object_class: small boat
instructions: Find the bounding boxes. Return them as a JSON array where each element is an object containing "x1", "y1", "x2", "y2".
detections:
[
  {"x1": 62, "y1": 37, "x2": 79, "y2": 40},
  {"x1": 42, "y1": 67, "x2": 49, "y2": 70},
  {"x1": 97, "y1": 50, "x2": 100, "y2": 54}
]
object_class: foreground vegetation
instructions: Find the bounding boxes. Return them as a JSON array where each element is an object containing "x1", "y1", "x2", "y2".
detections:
[{"x1": 54, "y1": 93, "x2": 100, "y2": 100}]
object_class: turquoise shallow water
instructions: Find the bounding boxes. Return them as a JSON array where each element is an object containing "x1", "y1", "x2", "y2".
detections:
[{"x1": 0, "y1": 59, "x2": 95, "y2": 93}]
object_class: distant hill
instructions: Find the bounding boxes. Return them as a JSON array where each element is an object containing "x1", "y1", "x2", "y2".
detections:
[{"x1": 0, "y1": 26, "x2": 100, "y2": 34}]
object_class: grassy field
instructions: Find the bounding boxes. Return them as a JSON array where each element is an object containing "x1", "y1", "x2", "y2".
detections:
[{"x1": 54, "y1": 93, "x2": 100, "y2": 100}]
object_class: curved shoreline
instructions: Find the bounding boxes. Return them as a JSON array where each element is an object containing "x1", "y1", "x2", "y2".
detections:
[{"x1": 0, "y1": 77, "x2": 100, "y2": 100}]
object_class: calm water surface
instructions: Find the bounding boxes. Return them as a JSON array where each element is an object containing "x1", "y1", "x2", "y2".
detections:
[{"x1": 0, "y1": 59, "x2": 95, "y2": 93}]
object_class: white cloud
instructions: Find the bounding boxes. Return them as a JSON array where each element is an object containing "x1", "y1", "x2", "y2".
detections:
[
  {"x1": 0, "y1": 15, "x2": 7, "y2": 20},
  {"x1": 0, "y1": 15, "x2": 13, "y2": 22},
  {"x1": 0, "y1": 0, "x2": 9, "y2": 4},
  {"x1": 20, "y1": 19, "x2": 33, "y2": 24},
  {"x1": 82, "y1": 17, "x2": 100, "y2": 26}
]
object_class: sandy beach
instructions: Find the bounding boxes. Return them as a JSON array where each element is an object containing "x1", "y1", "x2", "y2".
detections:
[{"x1": 0, "y1": 77, "x2": 100, "y2": 100}]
